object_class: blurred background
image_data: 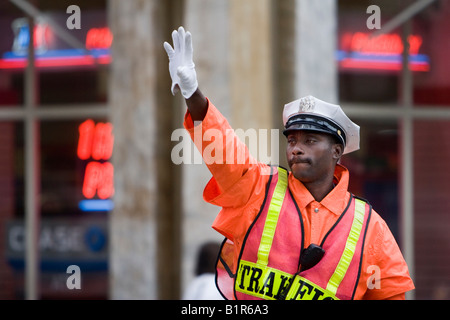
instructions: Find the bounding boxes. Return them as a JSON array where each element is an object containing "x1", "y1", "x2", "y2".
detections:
[{"x1": 0, "y1": 0, "x2": 449, "y2": 300}]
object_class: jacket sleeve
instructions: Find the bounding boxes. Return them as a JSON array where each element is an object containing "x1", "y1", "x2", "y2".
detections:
[
  {"x1": 362, "y1": 213, "x2": 415, "y2": 300},
  {"x1": 183, "y1": 97, "x2": 270, "y2": 208}
]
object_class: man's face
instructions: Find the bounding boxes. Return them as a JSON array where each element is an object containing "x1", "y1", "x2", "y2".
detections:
[{"x1": 285, "y1": 131, "x2": 342, "y2": 184}]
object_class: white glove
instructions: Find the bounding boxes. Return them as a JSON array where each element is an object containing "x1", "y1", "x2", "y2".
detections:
[{"x1": 164, "y1": 26, "x2": 198, "y2": 99}]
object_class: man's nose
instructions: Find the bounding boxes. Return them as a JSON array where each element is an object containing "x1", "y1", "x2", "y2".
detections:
[{"x1": 291, "y1": 142, "x2": 304, "y2": 155}]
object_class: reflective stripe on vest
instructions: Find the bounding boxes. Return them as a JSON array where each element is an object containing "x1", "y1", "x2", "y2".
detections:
[
  {"x1": 256, "y1": 167, "x2": 288, "y2": 266},
  {"x1": 326, "y1": 198, "x2": 366, "y2": 295}
]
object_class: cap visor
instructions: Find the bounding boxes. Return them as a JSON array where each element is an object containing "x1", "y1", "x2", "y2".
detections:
[{"x1": 283, "y1": 125, "x2": 335, "y2": 137}]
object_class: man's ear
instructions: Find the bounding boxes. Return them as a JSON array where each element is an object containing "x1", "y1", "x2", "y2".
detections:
[{"x1": 332, "y1": 143, "x2": 344, "y2": 161}]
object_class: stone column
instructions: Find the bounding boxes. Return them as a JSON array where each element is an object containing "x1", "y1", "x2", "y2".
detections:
[
  {"x1": 180, "y1": 0, "x2": 276, "y2": 294},
  {"x1": 273, "y1": 0, "x2": 298, "y2": 169},
  {"x1": 181, "y1": 0, "x2": 231, "y2": 295},
  {"x1": 294, "y1": 0, "x2": 338, "y2": 103},
  {"x1": 229, "y1": 0, "x2": 274, "y2": 132},
  {"x1": 108, "y1": 0, "x2": 182, "y2": 299}
]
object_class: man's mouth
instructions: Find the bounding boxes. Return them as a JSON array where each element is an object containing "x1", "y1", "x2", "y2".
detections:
[{"x1": 290, "y1": 157, "x2": 312, "y2": 166}]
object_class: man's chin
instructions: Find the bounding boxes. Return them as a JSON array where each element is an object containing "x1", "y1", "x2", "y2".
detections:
[{"x1": 291, "y1": 170, "x2": 313, "y2": 183}]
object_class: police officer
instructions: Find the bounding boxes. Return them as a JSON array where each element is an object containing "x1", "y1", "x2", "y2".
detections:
[{"x1": 164, "y1": 27, "x2": 414, "y2": 300}]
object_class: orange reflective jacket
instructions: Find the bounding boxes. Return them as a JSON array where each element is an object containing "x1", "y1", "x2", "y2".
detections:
[{"x1": 184, "y1": 98, "x2": 415, "y2": 300}]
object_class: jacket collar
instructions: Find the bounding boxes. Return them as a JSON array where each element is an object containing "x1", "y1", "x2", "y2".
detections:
[{"x1": 288, "y1": 164, "x2": 350, "y2": 216}]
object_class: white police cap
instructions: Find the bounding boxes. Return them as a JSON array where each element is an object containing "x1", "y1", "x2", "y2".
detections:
[{"x1": 282, "y1": 96, "x2": 360, "y2": 154}]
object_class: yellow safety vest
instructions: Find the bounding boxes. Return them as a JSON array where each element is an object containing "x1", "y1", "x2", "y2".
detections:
[{"x1": 216, "y1": 166, "x2": 372, "y2": 300}]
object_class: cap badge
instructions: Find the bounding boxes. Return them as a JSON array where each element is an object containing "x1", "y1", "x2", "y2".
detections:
[{"x1": 299, "y1": 95, "x2": 315, "y2": 112}]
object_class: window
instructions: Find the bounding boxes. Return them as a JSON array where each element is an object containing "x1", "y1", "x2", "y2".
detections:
[
  {"x1": 0, "y1": 1, "x2": 110, "y2": 299},
  {"x1": 412, "y1": 2, "x2": 450, "y2": 106},
  {"x1": 413, "y1": 120, "x2": 450, "y2": 299},
  {"x1": 0, "y1": 121, "x2": 23, "y2": 299},
  {"x1": 341, "y1": 119, "x2": 400, "y2": 240},
  {"x1": 339, "y1": 0, "x2": 450, "y2": 299}
]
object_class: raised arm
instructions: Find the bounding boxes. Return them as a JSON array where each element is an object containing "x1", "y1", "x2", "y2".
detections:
[{"x1": 164, "y1": 26, "x2": 269, "y2": 204}]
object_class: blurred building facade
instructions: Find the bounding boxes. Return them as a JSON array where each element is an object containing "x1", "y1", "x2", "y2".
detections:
[{"x1": 0, "y1": 0, "x2": 449, "y2": 300}]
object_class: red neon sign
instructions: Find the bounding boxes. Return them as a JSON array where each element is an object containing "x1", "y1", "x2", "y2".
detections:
[
  {"x1": 339, "y1": 32, "x2": 429, "y2": 72},
  {"x1": 0, "y1": 55, "x2": 111, "y2": 69},
  {"x1": 339, "y1": 59, "x2": 429, "y2": 72},
  {"x1": 78, "y1": 119, "x2": 114, "y2": 160},
  {"x1": 342, "y1": 32, "x2": 423, "y2": 55},
  {"x1": 86, "y1": 27, "x2": 113, "y2": 50},
  {"x1": 33, "y1": 23, "x2": 53, "y2": 50},
  {"x1": 78, "y1": 119, "x2": 95, "y2": 160},
  {"x1": 82, "y1": 162, "x2": 114, "y2": 199},
  {"x1": 0, "y1": 26, "x2": 112, "y2": 70},
  {"x1": 78, "y1": 119, "x2": 114, "y2": 200}
]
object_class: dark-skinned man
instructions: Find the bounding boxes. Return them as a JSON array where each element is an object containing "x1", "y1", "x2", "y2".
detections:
[{"x1": 164, "y1": 26, "x2": 414, "y2": 300}]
